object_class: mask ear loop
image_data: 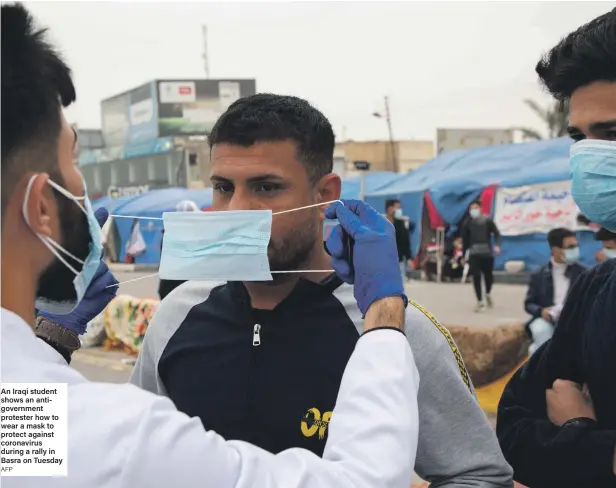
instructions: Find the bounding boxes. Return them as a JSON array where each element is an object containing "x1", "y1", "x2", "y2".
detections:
[
  {"x1": 22, "y1": 175, "x2": 85, "y2": 276},
  {"x1": 107, "y1": 200, "x2": 345, "y2": 287}
]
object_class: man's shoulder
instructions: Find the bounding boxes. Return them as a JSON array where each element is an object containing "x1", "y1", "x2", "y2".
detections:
[
  {"x1": 530, "y1": 262, "x2": 551, "y2": 277},
  {"x1": 147, "y1": 280, "x2": 226, "y2": 338},
  {"x1": 404, "y1": 300, "x2": 474, "y2": 393}
]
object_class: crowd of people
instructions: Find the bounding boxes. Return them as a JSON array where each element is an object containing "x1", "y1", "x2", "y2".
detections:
[{"x1": 1, "y1": 2, "x2": 615, "y2": 488}]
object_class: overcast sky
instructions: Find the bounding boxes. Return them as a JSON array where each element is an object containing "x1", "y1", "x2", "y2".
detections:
[{"x1": 24, "y1": 1, "x2": 614, "y2": 142}]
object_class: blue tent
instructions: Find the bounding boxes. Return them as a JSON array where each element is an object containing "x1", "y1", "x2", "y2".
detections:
[
  {"x1": 112, "y1": 187, "x2": 214, "y2": 264},
  {"x1": 366, "y1": 137, "x2": 600, "y2": 270},
  {"x1": 339, "y1": 172, "x2": 403, "y2": 200}
]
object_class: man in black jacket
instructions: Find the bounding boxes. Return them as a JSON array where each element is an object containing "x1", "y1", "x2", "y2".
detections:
[
  {"x1": 462, "y1": 200, "x2": 501, "y2": 312},
  {"x1": 524, "y1": 228, "x2": 586, "y2": 355},
  {"x1": 496, "y1": 7, "x2": 616, "y2": 488},
  {"x1": 385, "y1": 199, "x2": 414, "y2": 282}
]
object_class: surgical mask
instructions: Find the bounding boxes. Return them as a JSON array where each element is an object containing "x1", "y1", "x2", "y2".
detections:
[
  {"x1": 470, "y1": 208, "x2": 481, "y2": 219},
  {"x1": 394, "y1": 208, "x2": 403, "y2": 219},
  {"x1": 564, "y1": 247, "x2": 580, "y2": 264},
  {"x1": 115, "y1": 200, "x2": 340, "y2": 284},
  {"x1": 23, "y1": 175, "x2": 103, "y2": 314},
  {"x1": 570, "y1": 139, "x2": 616, "y2": 232},
  {"x1": 603, "y1": 248, "x2": 616, "y2": 260}
]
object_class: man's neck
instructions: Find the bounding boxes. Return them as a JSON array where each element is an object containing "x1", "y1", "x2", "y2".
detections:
[
  {"x1": 1, "y1": 259, "x2": 37, "y2": 330},
  {"x1": 386, "y1": 214, "x2": 394, "y2": 223},
  {"x1": 243, "y1": 246, "x2": 333, "y2": 310}
]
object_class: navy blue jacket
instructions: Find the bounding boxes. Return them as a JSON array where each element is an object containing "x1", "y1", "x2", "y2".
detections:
[
  {"x1": 524, "y1": 261, "x2": 586, "y2": 329},
  {"x1": 498, "y1": 260, "x2": 616, "y2": 488}
]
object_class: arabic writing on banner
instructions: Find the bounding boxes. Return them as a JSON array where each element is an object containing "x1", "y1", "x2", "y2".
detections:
[{"x1": 494, "y1": 181, "x2": 583, "y2": 236}]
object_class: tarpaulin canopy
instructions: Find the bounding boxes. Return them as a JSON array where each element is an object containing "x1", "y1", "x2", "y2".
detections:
[
  {"x1": 111, "y1": 187, "x2": 214, "y2": 264},
  {"x1": 366, "y1": 137, "x2": 600, "y2": 270}
]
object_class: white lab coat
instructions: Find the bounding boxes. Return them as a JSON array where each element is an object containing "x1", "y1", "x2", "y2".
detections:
[{"x1": 0, "y1": 308, "x2": 420, "y2": 488}]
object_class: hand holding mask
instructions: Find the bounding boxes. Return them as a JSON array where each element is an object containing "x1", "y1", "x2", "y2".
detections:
[{"x1": 325, "y1": 200, "x2": 408, "y2": 317}]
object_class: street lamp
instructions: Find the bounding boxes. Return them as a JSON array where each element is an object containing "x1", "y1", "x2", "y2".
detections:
[{"x1": 373, "y1": 96, "x2": 396, "y2": 171}]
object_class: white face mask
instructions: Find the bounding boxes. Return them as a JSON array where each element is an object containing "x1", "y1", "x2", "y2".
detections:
[
  {"x1": 111, "y1": 200, "x2": 341, "y2": 286},
  {"x1": 23, "y1": 175, "x2": 104, "y2": 314}
]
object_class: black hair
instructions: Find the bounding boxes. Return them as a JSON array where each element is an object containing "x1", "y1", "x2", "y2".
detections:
[
  {"x1": 536, "y1": 8, "x2": 616, "y2": 103},
  {"x1": 547, "y1": 227, "x2": 575, "y2": 249},
  {"x1": 469, "y1": 200, "x2": 481, "y2": 208},
  {"x1": 595, "y1": 227, "x2": 616, "y2": 242},
  {"x1": 208, "y1": 93, "x2": 335, "y2": 183},
  {"x1": 1, "y1": 3, "x2": 76, "y2": 217},
  {"x1": 385, "y1": 199, "x2": 400, "y2": 211}
]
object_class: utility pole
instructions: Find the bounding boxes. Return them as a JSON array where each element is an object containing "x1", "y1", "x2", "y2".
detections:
[
  {"x1": 202, "y1": 25, "x2": 210, "y2": 78},
  {"x1": 372, "y1": 96, "x2": 397, "y2": 171},
  {"x1": 384, "y1": 96, "x2": 396, "y2": 171}
]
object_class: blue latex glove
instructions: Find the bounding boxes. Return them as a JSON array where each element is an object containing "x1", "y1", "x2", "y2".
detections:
[
  {"x1": 38, "y1": 208, "x2": 119, "y2": 335},
  {"x1": 325, "y1": 200, "x2": 407, "y2": 317}
]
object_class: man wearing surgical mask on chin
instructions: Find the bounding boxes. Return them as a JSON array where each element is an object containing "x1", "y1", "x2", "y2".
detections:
[
  {"x1": 2, "y1": 6, "x2": 426, "y2": 487},
  {"x1": 496, "y1": 7, "x2": 616, "y2": 488}
]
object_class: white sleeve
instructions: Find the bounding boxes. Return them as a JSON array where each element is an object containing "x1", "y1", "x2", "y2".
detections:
[{"x1": 122, "y1": 330, "x2": 419, "y2": 488}]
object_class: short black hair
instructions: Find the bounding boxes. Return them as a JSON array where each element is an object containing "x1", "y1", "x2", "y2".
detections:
[
  {"x1": 208, "y1": 93, "x2": 335, "y2": 182},
  {"x1": 536, "y1": 8, "x2": 616, "y2": 103},
  {"x1": 385, "y1": 199, "x2": 400, "y2": 211},
  {"x1": 595, "y1": 227, "x2": 616, "y2": 242},
  {"x1": 547, "y1": 227, "x2": 575, "y2": 249},
  {"x1": 469, "y1": 200, "x2": 481, "y2": 208},
  {"x1": 1, "y1": 3, "x2": 76, "y2": 217}
]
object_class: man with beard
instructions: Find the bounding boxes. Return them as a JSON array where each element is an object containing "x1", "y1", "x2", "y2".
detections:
[
  {"x1": 496, "y1": 7, "x2": 616, "y2": 488},
  {"x1": 130, "y1": 94, "x2": 513, "y2": 487},
  {"x1": 0, "y1": 4, "x2": 425, "y2": 487}
]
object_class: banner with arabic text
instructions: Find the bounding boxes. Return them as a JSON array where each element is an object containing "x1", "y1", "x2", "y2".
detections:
[{"x1": 494, "y1": 181, "x2": 582, "y2": 236}]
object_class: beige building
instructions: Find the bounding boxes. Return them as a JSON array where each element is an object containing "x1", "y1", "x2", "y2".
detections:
[{"x1": 335, "y1": 139, "x2": 434, "y2": 176}]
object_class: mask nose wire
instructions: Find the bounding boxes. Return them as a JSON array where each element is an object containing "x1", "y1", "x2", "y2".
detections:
[{"x1": 107, "y1": 200, "x2": 343, "y2": 288}]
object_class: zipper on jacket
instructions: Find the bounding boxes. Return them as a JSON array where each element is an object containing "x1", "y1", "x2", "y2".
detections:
[{"x1": 252, "y1": 324, "x2": 262, "y2": 346}]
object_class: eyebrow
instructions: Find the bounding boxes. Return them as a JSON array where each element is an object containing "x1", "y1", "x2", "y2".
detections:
[
  {"x1": 211, "y1": 174, "x2": 286, "y2": 184},
  {"x1": 568, "y1": 119, "x2": 616, "y2": 136},
  {"x1": 589, "y1": 119, "x2": 616, "y2": 132}
]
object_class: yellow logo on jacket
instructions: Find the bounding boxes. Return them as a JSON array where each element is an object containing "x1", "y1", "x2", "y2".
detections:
[{"x1": 301, "y1": 408, "x2": 332, "y2": 440}]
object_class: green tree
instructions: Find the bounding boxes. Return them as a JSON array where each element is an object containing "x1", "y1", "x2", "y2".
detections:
[{"x1": 518, "y1": 99, "x2": 570, "y2": 140}]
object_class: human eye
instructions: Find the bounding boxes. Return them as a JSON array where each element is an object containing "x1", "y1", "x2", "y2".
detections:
[
  {"x1": 213, "y1": 182, "x2": 234, "y2": 194},
  {"x1": 255, "y1": 182, "x2": 283, "y2": 193}
]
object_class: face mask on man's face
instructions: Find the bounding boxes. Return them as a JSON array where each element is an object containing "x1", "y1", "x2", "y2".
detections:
[
  {"x1": 570, "y1": 139, "x2": 616, "y2": 231},
  {"x1": 470, "y1": 208, "x2": 481, "y2": 219},
  {"x1": 36, "y1": 194, "x2": 90, "y2": 304},
  {"x1": 23, "y1": 174, "x2": 103, "y2": 314}
]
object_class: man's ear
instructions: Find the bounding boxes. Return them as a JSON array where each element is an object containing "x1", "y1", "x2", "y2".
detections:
[
  {"x1": 317, "y1": 174, "x2": 342, "y2": 221},
  {"x1": 24, "y1": 173, "x2": 54, "y2": 238}
]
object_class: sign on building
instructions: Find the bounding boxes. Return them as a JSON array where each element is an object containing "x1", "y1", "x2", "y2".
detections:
[
  {"x1": 494, "y1": 181, "x2": 587, "y2": 235},
  {"x1": 107, "y1": 185, "x2": 150, "y2": 199}
]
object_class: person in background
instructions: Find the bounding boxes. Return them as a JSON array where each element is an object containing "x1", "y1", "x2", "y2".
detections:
[
  {"x1": 496, "y1": 8, "x2": 616, "y2": 487},
  {"x1": 158, "y1": 199, "x2": 200, "y2": 300},
  {"x1": 443, "y1": 236, "x2": 465, "y2": 282},
  {"x1": 524, "y1": 228, "x2": 586, "y2": 355},
  {"x1": 594, "y1": 227, "x2": 616, "y2": 263},
  {"x1": 385, "y1": 199, "x2": 414, "y2": 282},
  {"x1": 462, "y1": 200, "x2": 501, "y2": 312}
]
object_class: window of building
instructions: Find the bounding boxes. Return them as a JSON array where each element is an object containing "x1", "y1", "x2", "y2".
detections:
[{"x1": 128, "y1": 162, "x2": 136, "y2": 183}]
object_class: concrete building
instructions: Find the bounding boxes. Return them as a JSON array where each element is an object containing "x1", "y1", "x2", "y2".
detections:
[
  {"x1": 436, "y1": 128, "x2": 514, "y2": 154},
  {"x1": 335, "y1": 139, "x2": 434, "y2": 176},
  {"x1": 78, "y1": 78, "x2": 257, "y2": 199}
]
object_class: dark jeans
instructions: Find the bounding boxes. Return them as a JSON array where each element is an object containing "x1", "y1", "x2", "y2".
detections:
[{"x1": 469, "y1": 254, "x2": 494, "y2": 301}]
